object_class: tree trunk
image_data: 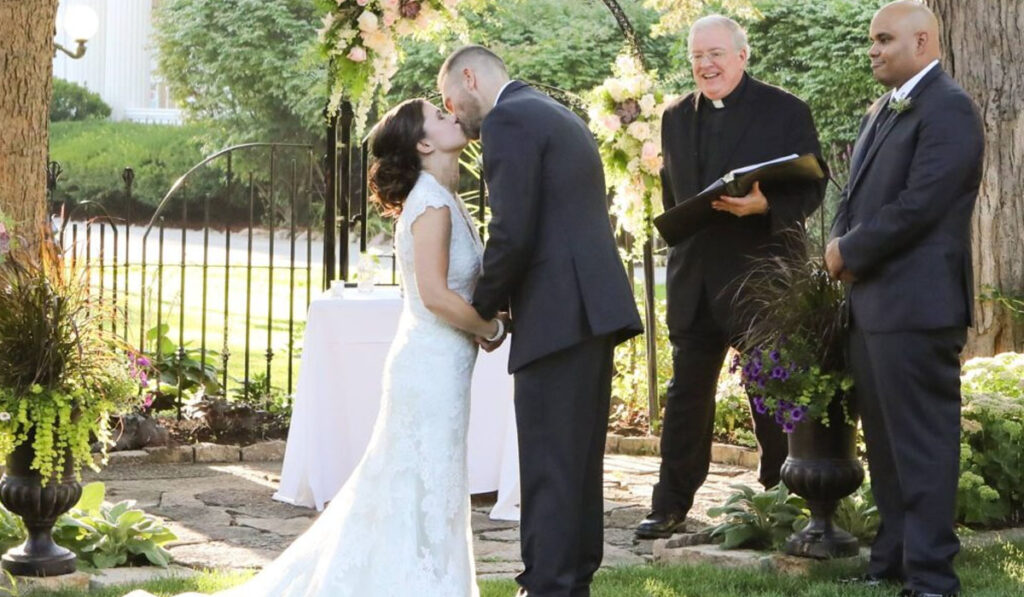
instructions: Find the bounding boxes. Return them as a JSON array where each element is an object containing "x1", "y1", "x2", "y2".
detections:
[
  {"x1": 928, "y1": 0, "x2": 1024, "y2": 357},
  {"x1": 0, "y1": 0, "x2": 58, "y2": 249}
]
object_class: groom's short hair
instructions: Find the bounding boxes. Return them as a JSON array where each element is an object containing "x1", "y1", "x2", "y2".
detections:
[{"x1": 438, "y1": 45, "x2": 508, "y2": 88}]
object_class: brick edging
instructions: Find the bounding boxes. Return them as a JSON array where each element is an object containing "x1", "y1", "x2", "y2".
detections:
[
  {"x1": 99, "y1": 440, "x2": 286, "y2": 467},
  {"x1": 606, "y1": 434, "x2": 758, "y2": 470},
  {"x1": 99, "y1": 437, "x2": 758, "y2": 470}
]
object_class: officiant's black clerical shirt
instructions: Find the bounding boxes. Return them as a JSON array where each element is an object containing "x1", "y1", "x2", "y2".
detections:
[{"x1": 696, "y1": 73, "x2": 749, "y2": 188}]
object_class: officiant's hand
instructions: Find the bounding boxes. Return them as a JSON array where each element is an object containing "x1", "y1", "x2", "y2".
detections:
[{"x1": 712, "y1": 181, "x2": 769, "y2": 217}]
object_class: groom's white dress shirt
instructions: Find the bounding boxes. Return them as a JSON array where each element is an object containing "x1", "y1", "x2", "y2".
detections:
[{"x1": 892, "y1": 59, "x2": 939, "y2": 102}]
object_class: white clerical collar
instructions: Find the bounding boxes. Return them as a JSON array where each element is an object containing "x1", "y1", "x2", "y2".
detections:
[
  {"x1": 493, "y1": 80, "x2": 515, "y2": 107},
  {"x1": 892, "y1": 59, "x2": 939, "y2": 101},
  {"x1": 711, "y1": 99, "x2": 725, "y2": 109}
]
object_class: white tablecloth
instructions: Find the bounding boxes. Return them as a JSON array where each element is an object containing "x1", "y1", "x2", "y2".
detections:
[{"x1": 274, "y1": 286, "x2": 520, "y2": 520}]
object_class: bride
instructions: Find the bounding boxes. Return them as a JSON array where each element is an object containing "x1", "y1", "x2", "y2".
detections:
[{"x1": 130, "y1": 98, "x2": 505, "y2": 597}]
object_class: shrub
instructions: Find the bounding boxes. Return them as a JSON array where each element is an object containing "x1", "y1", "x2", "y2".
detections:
[
  {"x1": 50, "y1": 78, "x2": 111, "y2": 122},
  {"x1": 48, "y1": 121, "x2": 226, "y2": 223},
  {"x1": 714, "y1": 359, "x2": 756, "y2": 448},
  {"x1": 957, "y1": 353, "x2": 1024, "y2": 526},
  {"x1": 610, "y1": 297, "x2": 671, "y2": 434}
]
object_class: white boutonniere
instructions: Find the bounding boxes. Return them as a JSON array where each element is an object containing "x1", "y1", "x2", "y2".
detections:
[{"x1": 889, "y1": 96, "x2": 913, "y2": 114}]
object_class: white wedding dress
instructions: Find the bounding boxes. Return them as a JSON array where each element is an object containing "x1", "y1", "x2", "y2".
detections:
[{"x1": 134, "y1": 172, "x2": 483, "y2": 597}]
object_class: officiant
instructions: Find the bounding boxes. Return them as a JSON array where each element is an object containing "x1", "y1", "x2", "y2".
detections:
[{"x1": 637, "y1": 14, "x2": 827, "y2": 539}]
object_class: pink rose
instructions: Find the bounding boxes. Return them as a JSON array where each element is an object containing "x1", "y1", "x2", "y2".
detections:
[
  {"x1": 348, "y1": 46, "x2": 368, "y2": 62},
  {"x1": 357, "y1": 0, "x2": 369, "y2": 6},
  {"x1": 601, "y1": 114, "x2": 622, "y2": 133}
]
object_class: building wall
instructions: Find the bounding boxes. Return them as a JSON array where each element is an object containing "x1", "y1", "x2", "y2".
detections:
[{"x1": 53, "y1": 0, "x2": 182, "y2": 124}]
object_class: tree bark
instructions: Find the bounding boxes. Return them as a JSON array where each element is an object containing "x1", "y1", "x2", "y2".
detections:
[
  {"x1": 928, "y1": 0, "x2": 1024, "y2": 356},
  {"x1": 0, "y1": 0, "x2": 58, "y2": 249}
]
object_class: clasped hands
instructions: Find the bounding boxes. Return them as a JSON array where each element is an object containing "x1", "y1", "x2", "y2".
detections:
[
  {"x1": 825, "y1": 238, "x2": 857, "y2": 283},
  {"x1": 476, "y1": 311, "x2": 511, "y2": 352}
]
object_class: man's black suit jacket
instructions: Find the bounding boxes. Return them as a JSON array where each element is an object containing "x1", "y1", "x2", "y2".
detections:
[
  {"x1": 830, "y1": 65, "x2": 984, "y2": 332},
  {"x1": 660, "y1": 74, "x2": 825, "y2": 336},
  {"x1": 472, "y1": 81, "x2": 643, "y2": 372}
]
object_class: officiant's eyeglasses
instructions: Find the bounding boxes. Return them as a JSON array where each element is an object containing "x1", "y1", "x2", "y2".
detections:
[{"x1": 688, "y1": 50, "x2": 730, "y2": 64}]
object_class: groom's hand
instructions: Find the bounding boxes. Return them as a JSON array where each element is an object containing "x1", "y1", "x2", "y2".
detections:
[{"x1": 826, "y1": 238, "x2": 857, "y2": 283}]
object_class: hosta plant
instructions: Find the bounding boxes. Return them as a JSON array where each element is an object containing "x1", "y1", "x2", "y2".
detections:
[
  {"x1": 51, "y1": 482, "x2": 177, "y2": 569},
  {"x1": 707, "y1": 483, "x2": 807, "y2": 550}
]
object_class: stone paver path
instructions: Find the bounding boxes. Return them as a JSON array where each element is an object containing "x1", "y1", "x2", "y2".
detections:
[{"x1": 85, "y1": 455, "x2": 758, "y2": 579}]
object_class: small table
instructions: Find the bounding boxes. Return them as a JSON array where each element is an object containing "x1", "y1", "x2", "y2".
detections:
[{"x1": 274, "y1": 286, "x2": 520, "y2": 520}]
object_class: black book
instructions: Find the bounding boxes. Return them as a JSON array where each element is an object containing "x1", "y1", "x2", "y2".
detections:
[{"x1": 653, "y1": 153, "x2": 826, "y2": 246}]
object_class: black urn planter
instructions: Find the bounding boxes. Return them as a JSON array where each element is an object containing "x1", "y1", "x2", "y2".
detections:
[
  {"x1": 779, "y1": 398, "x2": 864, "y2": 559},
  {"x1": 0, "y1": 438, "x2": 82, "y2": 576}
]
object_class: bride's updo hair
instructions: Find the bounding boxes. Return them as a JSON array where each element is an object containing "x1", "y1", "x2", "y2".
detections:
[{"x1": 368, "y1": 98, "x2": 427, "y2": 217}]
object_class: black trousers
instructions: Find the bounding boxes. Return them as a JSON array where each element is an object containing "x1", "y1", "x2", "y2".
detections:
[
  {"x1": 652, "y1": 295, "x2": 787, "y2": 515},
  {"x1": 850, "y1": 325, "x2": 965, "y2": 595},
  {"x1": 513, "y1": 334, "x2": 615, "y2": 597}
]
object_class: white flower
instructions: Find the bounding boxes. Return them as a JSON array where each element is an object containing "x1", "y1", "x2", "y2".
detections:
[
  {"x1": 615, "y1": 54, "x2": 639, "y2": 75},
  {"x1": 357, "y1": 10, "x2": 379, "y2": 32},
  {"x1": 382, "y1": 0, "x2": 399, "y2": 9},
  {"x1": 639, "y1": 94, "x2": 656, "y2": 115},
  {"x1": 605, "y1": 79, "x2": 628, "y2": 103},
  {"x1": 0, "y1": 412, "x2": 11, "y2": 422},
  {"x1": 626, "y1": 121, "x2": 651, "y2": 141}
]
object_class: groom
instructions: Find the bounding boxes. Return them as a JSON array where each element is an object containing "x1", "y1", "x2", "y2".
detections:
[{"x1": 439, "y1": 46, "x2": 643, "y2": 597}]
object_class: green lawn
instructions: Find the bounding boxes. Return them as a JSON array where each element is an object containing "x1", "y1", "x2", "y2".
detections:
[
  {"x1": 28, "y1": 539, "x2": 1024, "y2": 596},
  {"x1": 88, "y1": 263, "x2": 325, "y2": 396}
]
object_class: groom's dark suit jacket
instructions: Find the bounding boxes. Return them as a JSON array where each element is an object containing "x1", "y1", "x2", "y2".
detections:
[
  {"x1": 660, "y1": 74, "x2": 825, "y2": 335},
  {"x1": 830, "y1": 65, "x2": 984, "y2": 331},
  {"x1": 472, "y1": 81, "x2": 642, "y2": 372}
]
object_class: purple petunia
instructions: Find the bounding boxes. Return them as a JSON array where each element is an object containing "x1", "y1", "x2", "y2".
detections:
[
  {"x1": 771, "y1": 366, "x2": 786, "y2": 380},
  {"x1": 752, "y1": 397, "x2": 767, "y2": 415},
  {"x1": 770, "y1": 350, "x2": 781, "y2": 363},
  {"x1": 791, "y1": 407, "x2": 806, "y2": 422},
  {"x1": 782, "y1": 421, "x2": 796, "y2": 434}
]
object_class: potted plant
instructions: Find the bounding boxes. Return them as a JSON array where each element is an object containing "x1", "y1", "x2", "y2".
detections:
[
  {"x1": 0, "y1": 221, "x2": 140, "y2": 576},
  {"x1": 733, "y1": 234, "x2": 864, "y2": 559}
]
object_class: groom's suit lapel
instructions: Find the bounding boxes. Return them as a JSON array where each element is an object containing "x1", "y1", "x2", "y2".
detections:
[{"x1": 848, "y1": 65, "x2": 944, "y2": 196}]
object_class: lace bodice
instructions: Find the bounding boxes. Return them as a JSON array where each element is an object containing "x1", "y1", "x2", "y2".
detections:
[{"x1": 395, "y1": 172, "x2": 484, "y2": 319}]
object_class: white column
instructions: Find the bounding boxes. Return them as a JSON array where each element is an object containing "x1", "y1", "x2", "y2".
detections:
[
  {"x1": 53, "y1": 0, "x2": 108, "y2": 96},
  {"x1": 101, "y1": 0, "x2": 152, "y2": 120}
]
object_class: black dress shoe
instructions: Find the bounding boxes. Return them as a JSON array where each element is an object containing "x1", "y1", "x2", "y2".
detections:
[
  {"x1": 899, "y1": 590, "x2": 959, "y2": 597},
  {"x1": 839, "y1": 573, "x2": 896, "y2": 587},
  {"x1": 634, "y1": 511, "x2": 688, "y2": 539}
]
